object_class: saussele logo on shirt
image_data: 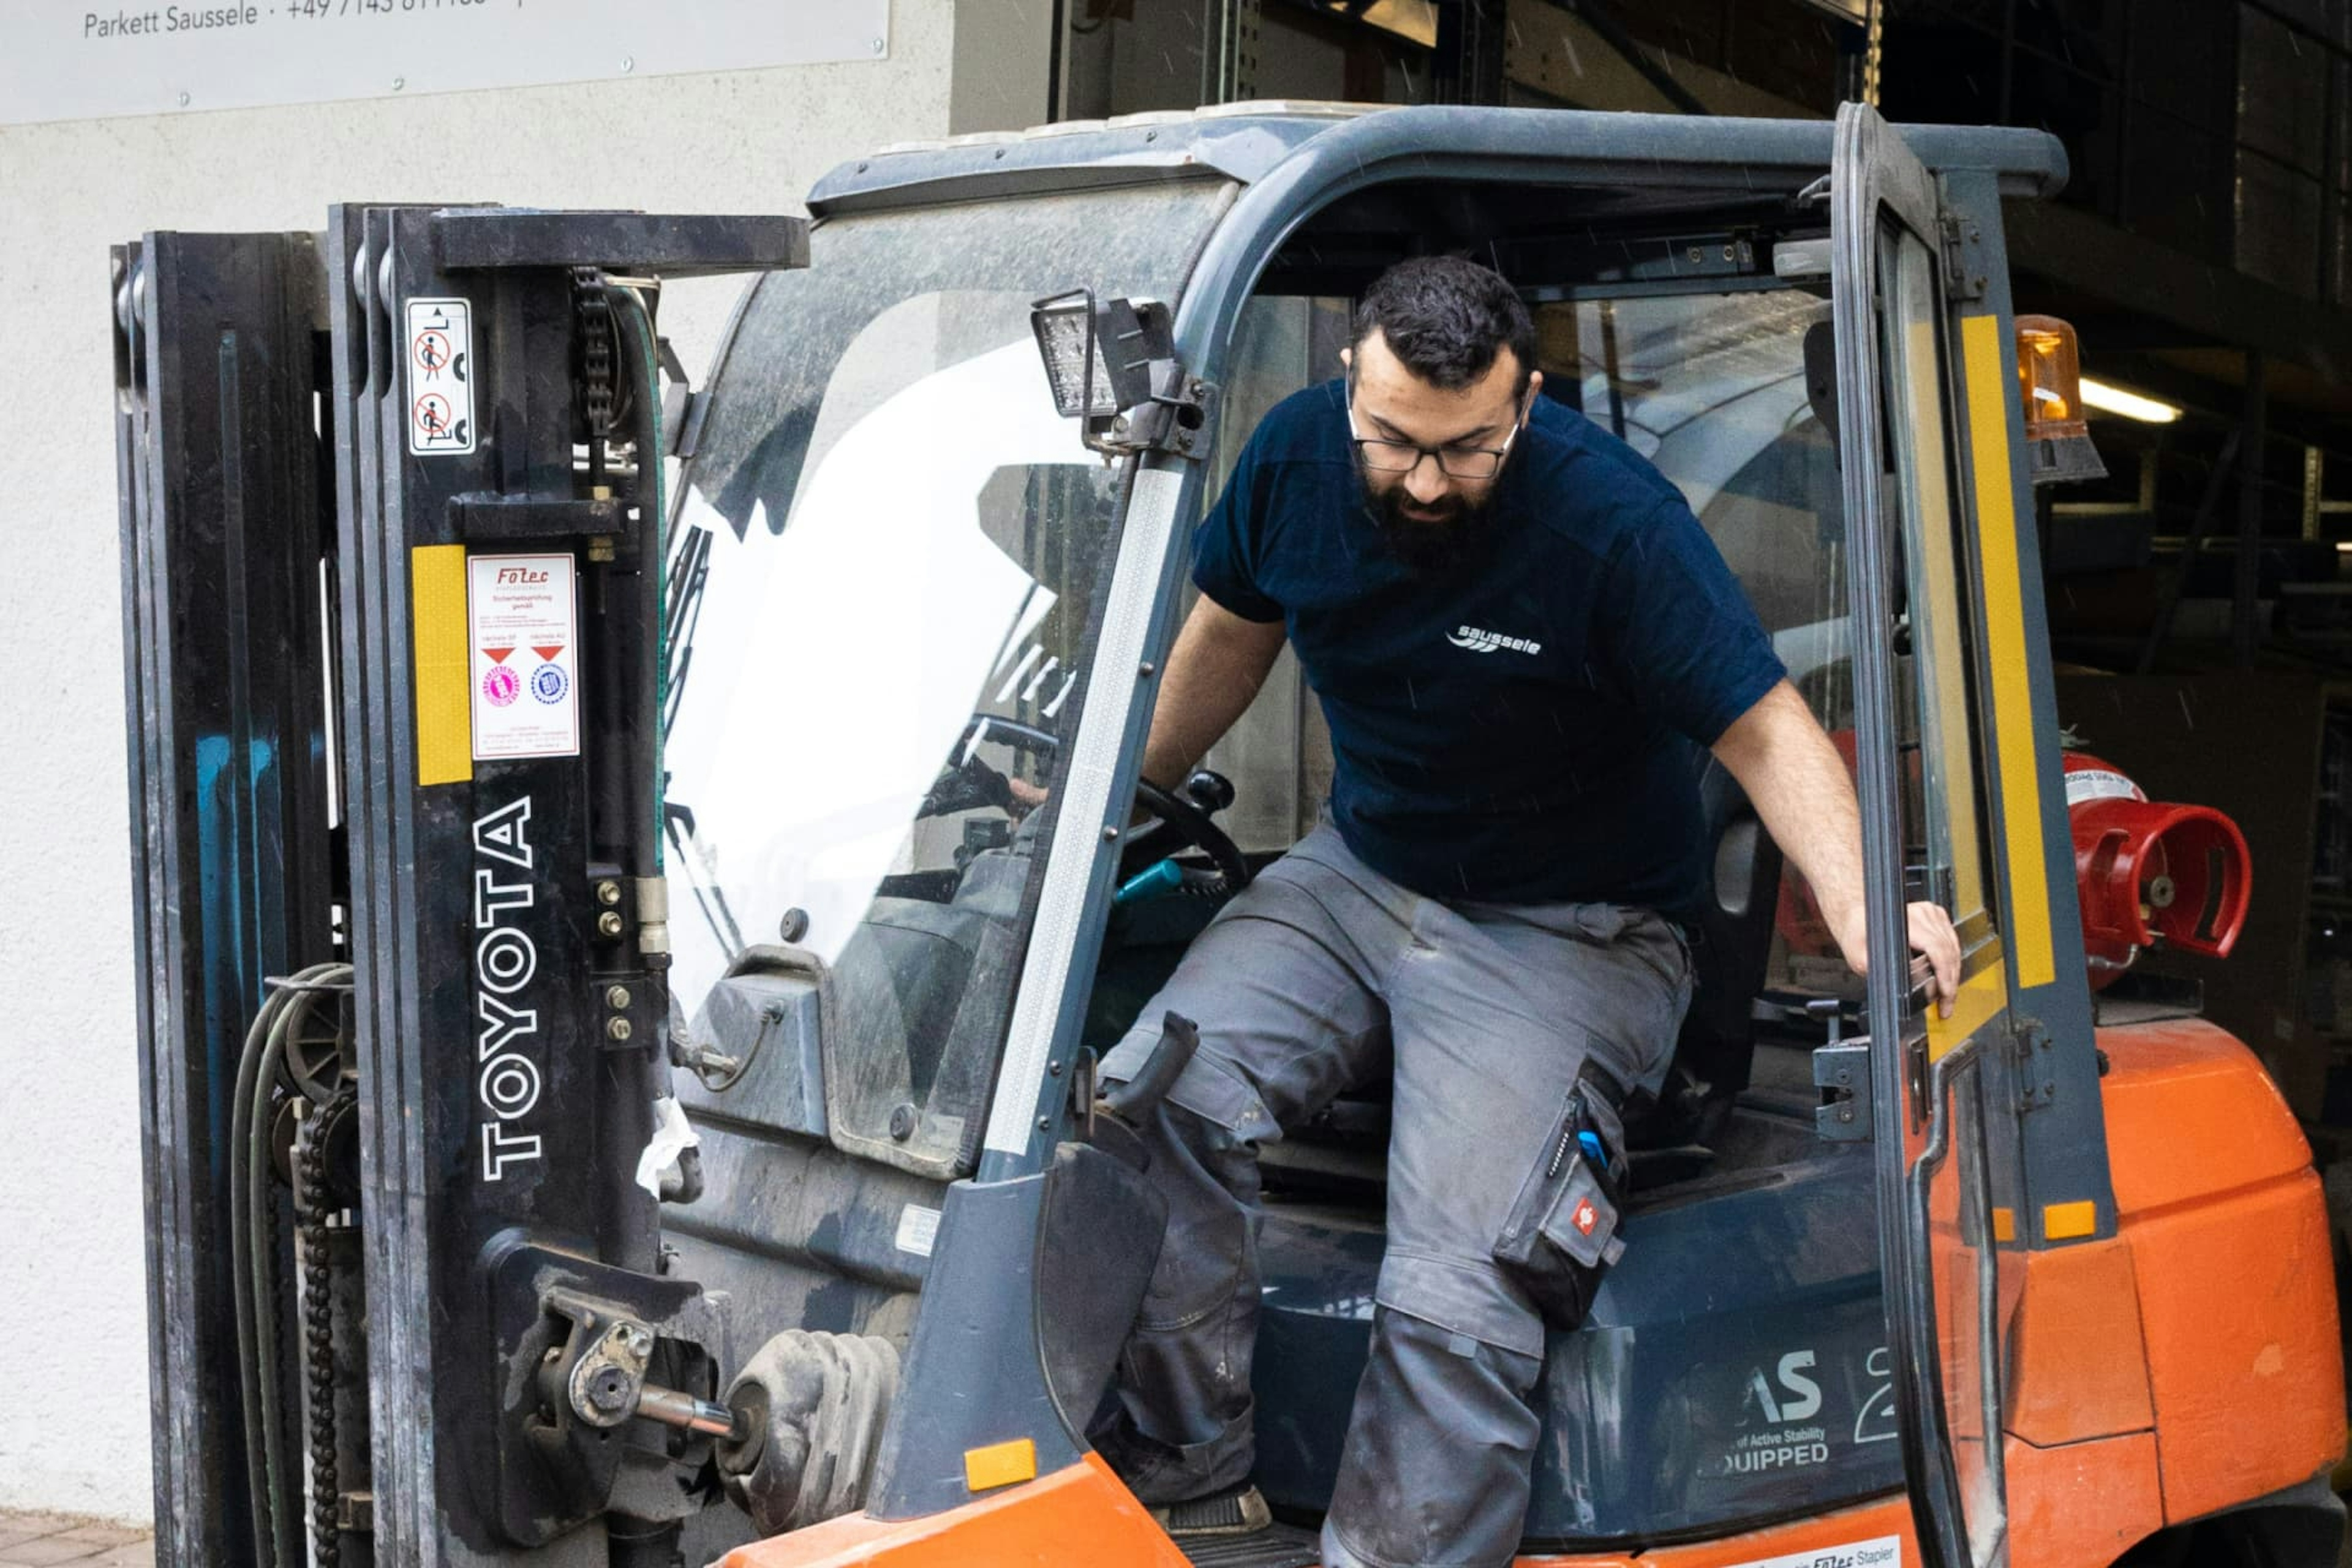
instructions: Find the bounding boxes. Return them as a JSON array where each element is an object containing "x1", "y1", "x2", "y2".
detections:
[{"x1": 1447, "y1": 624, "x2": 1542, "y2": 655}]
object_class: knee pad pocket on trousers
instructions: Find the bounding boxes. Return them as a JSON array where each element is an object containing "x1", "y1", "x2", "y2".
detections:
[{"x1": 1490, "y1": 1063, "x2": 1629, "y2": 1329}]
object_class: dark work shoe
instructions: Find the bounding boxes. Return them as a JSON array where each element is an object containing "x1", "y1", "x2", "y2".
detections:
[{"x1": 1150, "y1": 1482, "x2": 1272, "y2": 1538}]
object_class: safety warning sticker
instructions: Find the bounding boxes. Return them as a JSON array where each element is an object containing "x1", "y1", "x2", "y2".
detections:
[
  {"x1": 894, "y1": 1204, "x2": 941, "y2": 1258},
  {"x1": 407, "y1": 296, "x2": 477, "y2": 456},
  {"x1": 2064, "y1": 766, "x2": 2144, "y2": 807},
  {"x1": 1724, "y1": 1536, "x2": 1900, "y2": 1568},
  {"x1": 468, "y1": 554, "x2": 579, "y2": 761}
]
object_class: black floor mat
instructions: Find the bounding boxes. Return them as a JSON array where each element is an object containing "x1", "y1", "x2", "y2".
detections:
[{"x1": 1178, "y1": 1523, "x2": 1322, "y2": 1567}]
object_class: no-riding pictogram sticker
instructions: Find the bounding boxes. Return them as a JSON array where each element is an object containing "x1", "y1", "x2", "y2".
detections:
[
  {"x1": 413, "y1": 330, "x2": 453, "y2": 378},
  {"x1": 414, "y1": 393, "x2": 455, "y2": 443},
  {"x1": 405, "y1": 296, "x2": 477, "y2": 455}
]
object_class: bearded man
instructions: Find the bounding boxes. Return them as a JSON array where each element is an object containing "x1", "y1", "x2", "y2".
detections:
[{"x1": 1092, "y1": 256, "x2": 1958, "y2": 1568}]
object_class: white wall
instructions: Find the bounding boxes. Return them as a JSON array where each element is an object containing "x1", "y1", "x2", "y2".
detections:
[{"x1": 0, "y1": 0, "x2": 1000, "y2": 1521}]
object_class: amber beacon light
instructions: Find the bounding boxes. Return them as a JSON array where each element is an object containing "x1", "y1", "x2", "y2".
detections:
[{"x1": 2015, "y1": 313, "x2": 2108, "y2": 483}]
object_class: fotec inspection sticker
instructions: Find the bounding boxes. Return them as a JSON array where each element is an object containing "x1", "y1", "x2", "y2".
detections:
[
  {"x1": 1724, "y1": 1536, "x2": 1900, "y2": 1568},
  {"x1": 468, "y1": 554, "x2": 579, "y2": 761},
  {"x1": 406, "y1": 296, "x2": 477, "y2": 455}
]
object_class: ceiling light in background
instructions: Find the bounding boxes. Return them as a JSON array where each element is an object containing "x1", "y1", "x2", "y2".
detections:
[{"x1": 2079, "y1": 377, "x2": 2182, "y2": 424}]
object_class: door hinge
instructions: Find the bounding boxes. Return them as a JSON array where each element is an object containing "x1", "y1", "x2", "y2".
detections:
[
  {"x1": 1940, "y1": 211, "x2": 1989, "y2": 301},
  {"x1": 2012, "y1": 1019, "x2": 2057, "y2": 1114}
]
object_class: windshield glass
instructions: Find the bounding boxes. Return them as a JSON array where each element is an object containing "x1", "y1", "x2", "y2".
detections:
[{"x1": 666, "y1": 178, "x2": 1234, "y2": 1176}]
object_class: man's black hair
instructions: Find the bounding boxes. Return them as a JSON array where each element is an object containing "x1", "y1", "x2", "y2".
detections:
[{"x1": 1351, "y1": 256, "x2": 1536, "y2": 393}]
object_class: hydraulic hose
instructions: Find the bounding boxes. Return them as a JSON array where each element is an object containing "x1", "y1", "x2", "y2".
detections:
[
  {"x1": 231, "y1": 963, "x2": 351, "y2": 1568},
  {"x1": 609, "y1": 284, "x2": 666, "y2": 880},
  {"x1": 589, "y1": 284, "x2": 674, "y2": 1288},
  {"x1": 603, "y1": 294, "x2": 695, "y2": 1568},
  {"x1": 227, "y1": 992, "x2": 279, "y2": 1567},
  {"x1": 249, "y1": 979, "x2": 301, "y2": 1563}
]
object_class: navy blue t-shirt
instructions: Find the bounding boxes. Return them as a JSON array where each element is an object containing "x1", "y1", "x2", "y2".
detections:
[{"x1": 1192, "y1": 379, "x2": 1785, "y2": 913}]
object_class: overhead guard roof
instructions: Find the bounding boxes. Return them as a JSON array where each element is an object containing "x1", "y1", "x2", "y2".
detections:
[{"x1": 805, "y1": 100, "x2": 2068, "y2": 219}]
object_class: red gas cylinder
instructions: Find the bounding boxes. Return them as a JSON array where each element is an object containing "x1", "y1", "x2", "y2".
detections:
[{"x1": 2065, "y1": 753, "x2": 2251, "y2": 990}]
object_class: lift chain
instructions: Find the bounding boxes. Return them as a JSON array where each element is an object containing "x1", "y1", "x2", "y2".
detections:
[
  {"x1": 575, "y1": 266, "x2": 616, "y2": 446},
  {"x1": 297, "y1": 1091, "x2": 354, "y2": 1568}
]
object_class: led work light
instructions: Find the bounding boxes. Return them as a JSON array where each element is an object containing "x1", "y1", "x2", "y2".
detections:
[
  {"x1": 1031, "y1": 292, "x2": 1174, "y2": 416},
  {"x1": 1030, "y1": 290, "x2": 1198, "y2": 456}
]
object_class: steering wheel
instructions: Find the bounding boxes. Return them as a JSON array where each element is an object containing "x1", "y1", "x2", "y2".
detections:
[{"x1": 951, "y1": 713, "x2": 1252, "y2": 892}]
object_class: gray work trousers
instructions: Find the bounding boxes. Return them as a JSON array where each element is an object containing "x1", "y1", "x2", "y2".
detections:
[{"x1": 1093, "y1": 823, "x2": 1692, "y2": 1568}]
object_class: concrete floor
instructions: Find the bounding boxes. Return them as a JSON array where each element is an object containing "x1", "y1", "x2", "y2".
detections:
[{"x1": 0, "y1": 1517, "x2": 149, "y2": 1568}]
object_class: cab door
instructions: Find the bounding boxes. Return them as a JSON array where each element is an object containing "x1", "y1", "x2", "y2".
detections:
[{"x1": 1830, "y1": 101, "x2": 2022, "y2": 1568}]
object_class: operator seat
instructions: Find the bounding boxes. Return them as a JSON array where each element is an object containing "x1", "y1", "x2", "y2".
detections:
[{"x1": 1617, "y1": 745, "x2": 1786, "y2": 1177}]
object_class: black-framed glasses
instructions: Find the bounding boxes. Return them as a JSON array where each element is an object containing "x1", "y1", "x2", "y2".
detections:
[{"x1": 1346, "y1": 386, "x2": 1527, "y2": 480}]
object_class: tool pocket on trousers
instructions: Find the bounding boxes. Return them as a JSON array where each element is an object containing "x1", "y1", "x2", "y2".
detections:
[{"x1": 1491, "y1": 1071, "x2": 1627, "y2": 1329}]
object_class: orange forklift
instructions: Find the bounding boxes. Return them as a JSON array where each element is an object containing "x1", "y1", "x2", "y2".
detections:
[{"x1": 115, "y1": 101, "x2": 2343, "y2": 1568}]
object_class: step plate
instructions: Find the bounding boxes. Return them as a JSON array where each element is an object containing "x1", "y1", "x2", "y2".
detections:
[{"x1": 1179, "y1": 1523, "x2": 1322, "y2": 1568}]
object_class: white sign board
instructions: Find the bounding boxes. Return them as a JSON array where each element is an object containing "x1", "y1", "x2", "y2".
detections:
[
  {"x1": 468, "y1": 553, "x2": 580, "y2": 761},
  {"x1": 0, "y1": 1, "x2": 889, "y2": 126}
]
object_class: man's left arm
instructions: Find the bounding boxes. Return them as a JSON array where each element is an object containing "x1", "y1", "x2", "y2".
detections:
[{"x1": 1708, "y1": 680, "x2": 1961, "y2": 1014}]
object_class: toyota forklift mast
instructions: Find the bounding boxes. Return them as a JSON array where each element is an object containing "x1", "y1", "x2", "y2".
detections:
[{"x1": 116, "y1": 206, "x2": 804, "y2": 1566}]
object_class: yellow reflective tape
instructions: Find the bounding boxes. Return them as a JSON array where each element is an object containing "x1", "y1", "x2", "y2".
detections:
[
  {"x1": 963, "y1": 1437, "x2": 1036, "y2": 1493},
  {"x1": 2043, "y1": 1200, "x2": 2097, "y2": 1241},
  {"x1": 1924, "y1": 956, "x2": 2006, "y2": 1064},
  {"x1": 1992, "y1": 1207, "x2": 2017, "y2": 1243},
  {"x1": 412, "y1": 545, "x2": 473, "y2": 787},
  {"x1": 1959, "y1": 314, "x2": 2054, "y2": 990}
]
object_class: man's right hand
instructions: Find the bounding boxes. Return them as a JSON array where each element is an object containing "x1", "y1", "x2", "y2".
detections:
[{"x1": 1828, "y1": 897, "x2": 1961, "y2": 1017}]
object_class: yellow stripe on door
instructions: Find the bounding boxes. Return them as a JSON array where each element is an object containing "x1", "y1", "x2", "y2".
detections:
[
  {"x1": 1958, "y1": 314, "x2": 2055, "y2": 990},
  {"x1": 1924, "y1": 959, "x2": 2007, "y2": 1064}
]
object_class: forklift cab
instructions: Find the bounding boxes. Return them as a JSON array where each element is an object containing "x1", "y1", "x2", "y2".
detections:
[
  {"x1": 115, "y1": 102, "x2": 2343, "y2": 1568},
  {"x1": 664, "y1": 102, "x2": 2340, "y2": 1567}
]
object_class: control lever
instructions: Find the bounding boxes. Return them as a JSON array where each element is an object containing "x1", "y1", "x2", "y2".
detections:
[{"x1": 1099, "y1": 1011, "x2": 1200, "y2": 1121}]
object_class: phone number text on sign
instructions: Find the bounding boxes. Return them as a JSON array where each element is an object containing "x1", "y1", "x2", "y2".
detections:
[{"x1": 282, "y1": 0, "x2": 497, "y2": 20}]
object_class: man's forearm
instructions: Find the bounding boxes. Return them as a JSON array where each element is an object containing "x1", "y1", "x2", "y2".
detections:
[
  {"x1": 1710, "y1": 680, "x2": 1962, "y2": 1004},
  {"x1": 1141, "y1": 598, "x2": 1288, "y2": 787},
  {"x1": 1710, "y1": 681, "x2": 1866, "y2": 933}
]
